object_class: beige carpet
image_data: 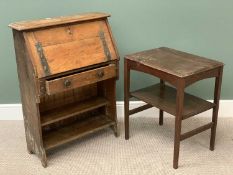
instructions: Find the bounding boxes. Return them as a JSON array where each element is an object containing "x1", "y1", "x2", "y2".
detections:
[{"x1": 0, "y1": 117, "x2": 233, "y2": 175}]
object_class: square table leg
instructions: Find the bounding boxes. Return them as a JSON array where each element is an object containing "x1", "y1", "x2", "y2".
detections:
[
  {"x1": 159, "y1": 79, "x2": 165, "y2": 125},
  {"x1": 124, "y1": 59, "x2": 130, "y2": 140},
  {"x1": 210, "y1": 67, "x2": 223, "y2": 150},
  {"x1": 173, "y1": 79, "x2": 185, "y2": 169},
  {"x1": 159, "y1": 110, "x2": 163, "y2": 125}
]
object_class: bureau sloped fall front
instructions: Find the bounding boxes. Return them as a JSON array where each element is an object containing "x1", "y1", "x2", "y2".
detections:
[{"x1": 9, "y1": 13, "x2": 119, "y2": 167}]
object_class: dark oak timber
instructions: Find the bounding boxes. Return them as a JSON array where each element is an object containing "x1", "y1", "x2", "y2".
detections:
[
  {"x1": 124, "y1": 59, "x2": 130, "y2": 140},
  {"x1": 131, "y1": 84, "x2": 215, "y2": 119},
  {"x1": 210, "y1": 67, "x2": 223, "y2": 151},
  {"x1": 124, "y1": 47, "x2": 224, "y2": 169},
  {"x1": 129, "y1": 104, "x2": 153, "y2": 115},
  {"x1": 159, "y1": 79, "x2": 164, "y2": 125},
  {"x1": 180, "y1": 122, "x2": 214, "y2": 141}
]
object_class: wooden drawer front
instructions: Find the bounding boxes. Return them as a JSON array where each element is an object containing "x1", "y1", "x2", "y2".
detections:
[
  {"x1": 24, "y1": 20, "x2": 118, "y2": 78},
  {"x1": 45, "y1": 64, "x2": 116, "y2": 95}
]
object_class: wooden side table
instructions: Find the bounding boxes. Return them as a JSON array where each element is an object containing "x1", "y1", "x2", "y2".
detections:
[{"x1": 124, "y1": 47, "x2": 224, "y2": 169}]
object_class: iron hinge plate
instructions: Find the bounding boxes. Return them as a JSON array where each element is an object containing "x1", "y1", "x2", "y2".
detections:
[
  {"x1": 35, "y1": 42, "x2": 51, "y2": 76},
  {"x1": 99, "y1": 31, "x2": 111, "y2": 61}
]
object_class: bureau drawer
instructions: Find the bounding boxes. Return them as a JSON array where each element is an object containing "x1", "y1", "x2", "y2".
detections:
[{"x1": 45, "y1": 64, "x2": 116, "y2": 95}]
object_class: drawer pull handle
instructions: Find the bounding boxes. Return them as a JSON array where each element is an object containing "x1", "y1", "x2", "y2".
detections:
[
  {"x1": 64, "y1": 79, "x2": 72, "y2": 88},
  {"x1": 97, "y1": 70, "x2": 105, "y2": 78}
]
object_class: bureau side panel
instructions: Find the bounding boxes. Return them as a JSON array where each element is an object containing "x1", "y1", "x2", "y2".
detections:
[{"x1": 12, "y1": 30, "x2": 46, "y2": 163}]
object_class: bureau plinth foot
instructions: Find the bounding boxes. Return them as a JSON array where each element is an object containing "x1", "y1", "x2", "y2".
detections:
[
  {"x1": 41, "y1": 160, "x2": 47, "y2": 168},
  {"x1": 113, "y1": 123, "x2": 119, "y2": 137},
  {"x1": 40, "y1": 149, "x2": 47, "y2": 168},
  {"x1": 27, "y1": 149, "x2": 34, "y2": 154}
]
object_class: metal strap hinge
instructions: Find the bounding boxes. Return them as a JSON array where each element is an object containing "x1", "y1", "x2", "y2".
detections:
[
  {"x1": 35, "y1": 42, "x2": 51, "y2": 76},
  {"x1": 99, "y1": 31, "x2": 112, "y2": 61}
]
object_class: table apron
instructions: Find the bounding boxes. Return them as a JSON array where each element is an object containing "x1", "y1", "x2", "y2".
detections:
[{"x1": 127, "y1": 59, "x2": 180, "y2": 88}]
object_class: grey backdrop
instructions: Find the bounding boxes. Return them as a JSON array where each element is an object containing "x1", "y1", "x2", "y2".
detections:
[{"x1": 0, "y1": 0, "x2": 232, "y2": 103}]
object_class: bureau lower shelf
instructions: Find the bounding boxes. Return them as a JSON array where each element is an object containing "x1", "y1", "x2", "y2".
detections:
[
  {"x1": 41, "y1": 97, "x2": 109, "y2": 127},
  {"x1": 131, "y1": 83, "x2": 215, "y2": 119},
  {"x1": 43, "y1": 115, "x2": 115, "y2": 150}
]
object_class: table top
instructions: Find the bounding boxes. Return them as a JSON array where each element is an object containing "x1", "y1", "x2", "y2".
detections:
[{"x1": 125, "y1": 47, "x2": 223, "y2": 78}]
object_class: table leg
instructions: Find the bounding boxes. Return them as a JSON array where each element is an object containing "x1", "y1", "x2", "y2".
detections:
[
  {"x1": 159, "y1": 79, "x2": 165, "y2": 125},
  {"x1": 210, "y1": 67, "x2": 223, "y2": 151},
  {"x1": 173, "y1": 80, "x2": 185, "y2": 169},
  {"x1": 159, "y1": 110, "x2": 163, "y2": 125},
  {"x1": 124, "y1": 59, "x2": 130, "y2": 140}
]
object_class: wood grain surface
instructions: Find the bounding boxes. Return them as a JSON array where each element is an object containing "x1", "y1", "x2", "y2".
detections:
[
  {"x1": 10, "y1": 13, "x2": 119, "y2": 167},
  {"x1": 125, "y1": 47, "x2": 223, "y2": 78},
  {"x1": 9, "y1": 12, "x2": 110, "y2": 31}
]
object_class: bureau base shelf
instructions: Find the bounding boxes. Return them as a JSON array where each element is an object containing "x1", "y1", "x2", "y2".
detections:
[
  {"x1": 131, "y1": 83, "x2": 215, "y2": 119},
  {"x1": 43, "y1": 115, "x2": 115, "y2": 151}
]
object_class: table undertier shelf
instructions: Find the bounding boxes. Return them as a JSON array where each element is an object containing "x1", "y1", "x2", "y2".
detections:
[
  {"x1": 131, "y1": 84, "x2": 215, "y2": 119},
  {"x1": 43, "y1": 115, "x2": 114, "y2": 150}
]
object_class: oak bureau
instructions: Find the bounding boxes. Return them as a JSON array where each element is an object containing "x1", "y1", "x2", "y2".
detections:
[{"x1": 9, "y1": 12, "x2": 119, "y2": 167}]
